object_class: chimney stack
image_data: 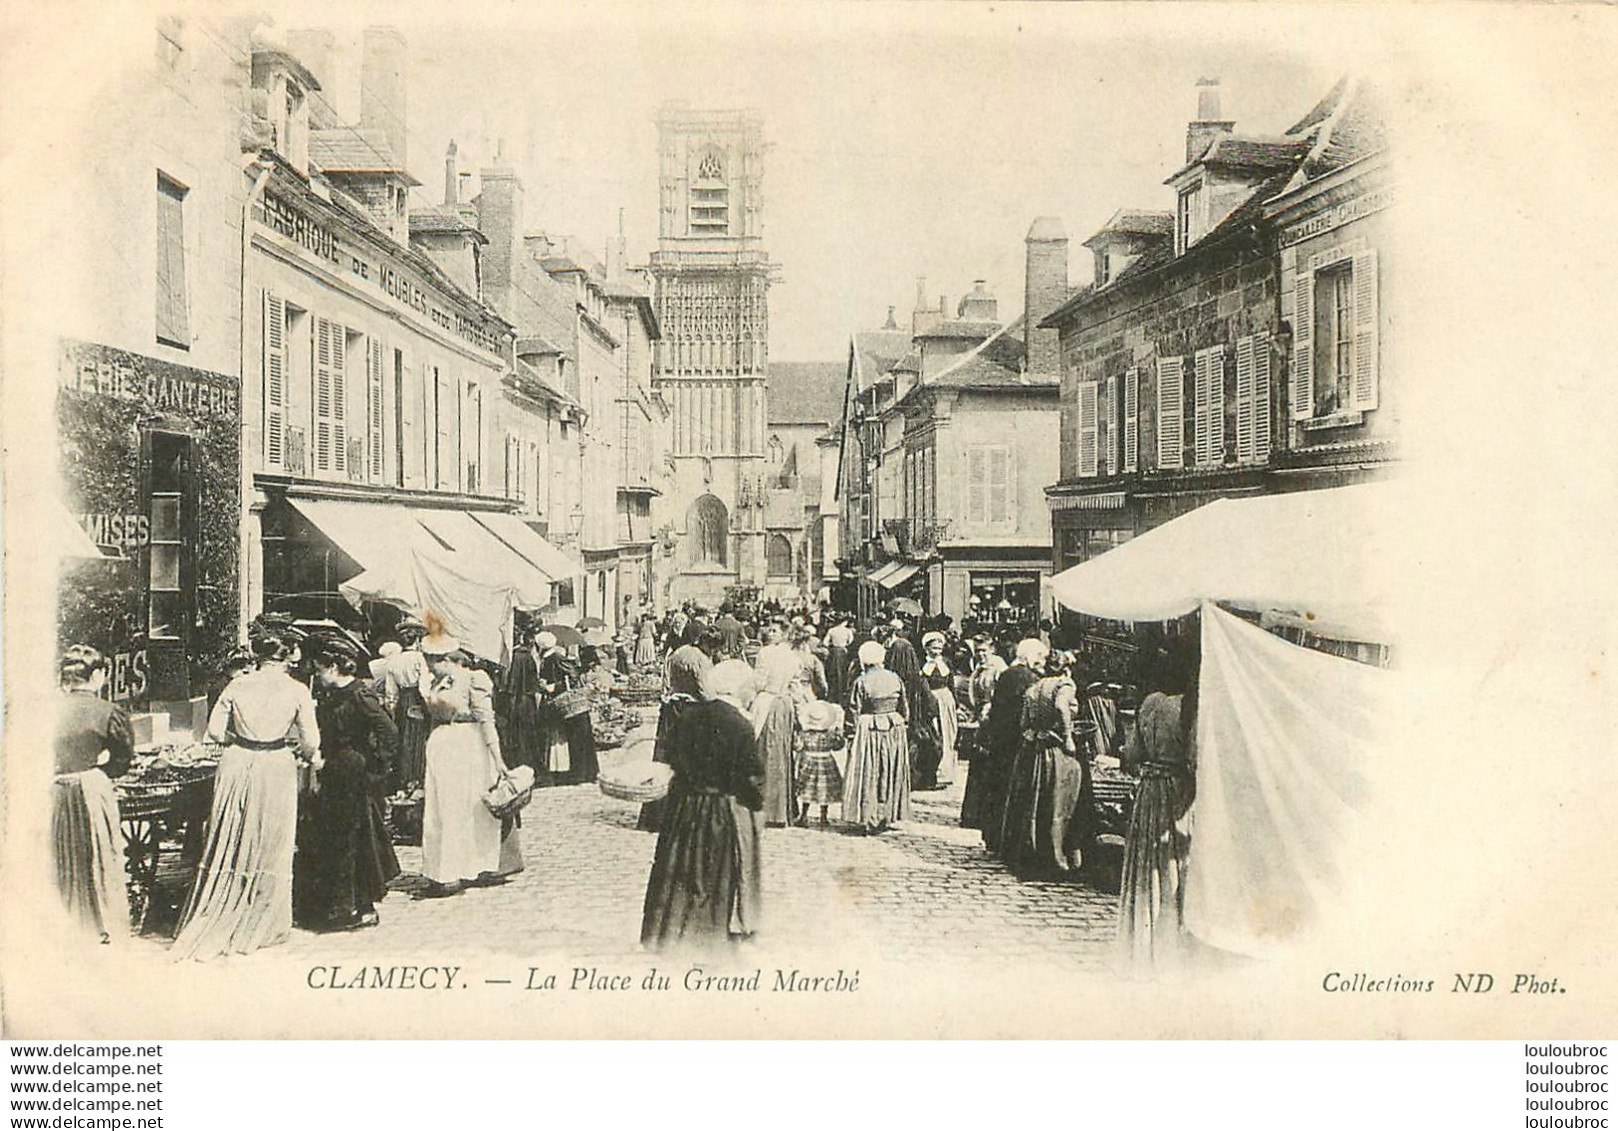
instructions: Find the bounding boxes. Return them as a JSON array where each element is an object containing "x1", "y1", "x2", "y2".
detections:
[
  {"x1": 1024, "y1": 216, "x2": 1069, "y2": 378},
  {"x1": 444, "y1": 140, "x2": 458, "y2": 206},
  {"x1": 1186, "y1": 77, "x2": 1235, "y2": 165},
  {"x1": 883, "y1": 306, "x2": 897, "y2": 331},
  {"x1": 958, "y1": 279, "x2": 998, "y2": 322},
  {"x1": 476, "y1": 162, "x2": 524, "y2": 305},
  {"x1": 361, "y1": 26, "x2": 408, "y2": 172},
  {"x1": 912, "y1": 276, "x2": 942, "y2": 336}
]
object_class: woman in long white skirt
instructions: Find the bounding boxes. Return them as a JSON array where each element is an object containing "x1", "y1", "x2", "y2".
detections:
[
  {"x1": 173, "y1": 631, "x2": 321, "y2": 961},
  {"x1": 920, "y1": 632, "x2": 959, "y2": 787},
  {"x1": 841, "y1": 642, "x2": 912, "y2": 833},
  {"x1": 418, "y1": 626, "x2": 517, "y2": 897},
  {"x1": 54, "y1": 646, "x2": 135, "y2": 943}
]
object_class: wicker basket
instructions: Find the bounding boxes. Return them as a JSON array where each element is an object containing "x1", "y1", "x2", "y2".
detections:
[
  {"x1": 597, "y1": 763, "x2": 672, "y2": 803},
  {"x1": 612, "y1": 685, "x2": 662, "y2": 707},
  {"x1": 550, "y1": 687, "x2": 594, "y2": 718}
]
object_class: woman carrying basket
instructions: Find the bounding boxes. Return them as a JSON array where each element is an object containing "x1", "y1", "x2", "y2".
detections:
[
  {"x1": 536, "y1": 633, "x2": 599, "y2": 787},
  {"x1": 418, "y1": 621, "x2": 521, "y2": 898}
]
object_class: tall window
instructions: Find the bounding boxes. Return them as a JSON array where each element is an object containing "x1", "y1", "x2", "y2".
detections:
[
  {"x1": 1175, "y1": 183, "x2": 1202, "y2": 255},
  {"x1": 692, "y1": 494, "x2": 729, "y2": 566},
  {"x1": 964, "y1": 445, "x2": 1015, "y2": 528},
  {"x1": 766, "y1": 533, "x2": 793, "y2": 578},
  {"x1": 1293, "y1": 250, "x2": 1380, "y2": 422},
  {"x1": 156, "y1": 173, "x2": 189, "y2": 348},
  {"x1": 146, "y1": 432, "x2": 192, "y2": 641},
  {"x1": 690, "y1": 145, "x2": 729, "y2": 235},
  {"x1": 1323, "y1": 266, "x2": 1355, "y2": 416}
]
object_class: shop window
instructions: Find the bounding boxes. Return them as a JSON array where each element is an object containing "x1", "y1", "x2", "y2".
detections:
[
  {"x1": 146, "y1": 431, "x2": 193, "y2": 641},
  {"x1": 766, "y1": 533, "x2": 793, "y2": 578},
  {"x1": 156, "y1": 173, "x2": 189, "y2": 349},
  {"x1": 967, "y1": 573, "x2": 1040, "y2": 631}
]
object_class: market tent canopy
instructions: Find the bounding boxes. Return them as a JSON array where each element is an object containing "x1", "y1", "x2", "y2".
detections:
[
  {"x1": 1047, "y1": 481, "x2": 1397, "y2": 643},
  {"x1": 288, "y1": 498, "x2": 439, "y2": 572},
  {"x1": 470, "y1": 512, "x2": 580, "y2": 587},
  {"x1": 341, "y1": 545, "x2": 519, "y2": 662}
]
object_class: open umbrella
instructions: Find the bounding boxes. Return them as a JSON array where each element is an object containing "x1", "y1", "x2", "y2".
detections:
[
  {"x1": 888, "y1": 596, "x2": 923, "y2": 616},
  {"x1": 535, "y1": 623, "x2": 587, "y2": 649}
]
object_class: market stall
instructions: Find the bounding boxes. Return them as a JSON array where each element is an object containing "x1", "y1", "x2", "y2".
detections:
[
  {"x1": 114, "y1": 742, "x2": 219, "y2": 933},
  {"x1": 1047, "y1": 481, "x2": 1397, "y2": 957}
]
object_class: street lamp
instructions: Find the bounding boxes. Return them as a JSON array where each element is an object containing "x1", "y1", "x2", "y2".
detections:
[{"x1": 568, "y1": 503, "x2": 585, "y2": 540}]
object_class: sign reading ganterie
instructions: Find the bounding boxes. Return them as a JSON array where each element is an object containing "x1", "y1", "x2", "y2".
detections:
[{"x1": 59, "y1": 339, "x2": 240, "y2": 420}]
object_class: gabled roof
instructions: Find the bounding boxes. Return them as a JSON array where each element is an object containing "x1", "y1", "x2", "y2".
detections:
[
  {"x1": 890, "y1": 349, "x2": 921, "y2": 376},
  {"x1": 1083, "y1": 209, "x2": 1173, "y2": 249},
  {"x1": 851, "y1": 328, "x2": 911, "y2": 390},
  {"x1": 409, "y1": 207, "x2": 487, "y2": 241},
  {"x1": 311, "y1": 128, "x2": 421, "y2": 184},
  {"x1": 915, "y1": 318, "x2": 1000, "y2": 341},
  {"x1": 516, "y1": 335, "x2": 563, "y2": 357},
  {"x1": 768, "y1": 362, "x2": 847, "y2": 426},
  {"x1": 895, "y1": 315, "x2": 1051, "y2": 406},
  {"x1": 1168, "y1": 134, "x2": 1309, "y2": 184}
]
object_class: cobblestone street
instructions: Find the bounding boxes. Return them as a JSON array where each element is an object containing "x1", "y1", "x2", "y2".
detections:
[{"x1": 175, "y1": 711, "x2": 1121, "y2": 973}]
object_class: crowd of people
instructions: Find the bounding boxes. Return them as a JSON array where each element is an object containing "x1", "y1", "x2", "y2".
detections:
[{"x1": 51, "y1": 595, "x2": 1198, "y2": 967}]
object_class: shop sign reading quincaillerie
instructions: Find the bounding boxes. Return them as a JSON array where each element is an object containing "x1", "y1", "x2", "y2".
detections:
[{"x1": 260, "y1": 188, "x2": 504, "y2": 356}]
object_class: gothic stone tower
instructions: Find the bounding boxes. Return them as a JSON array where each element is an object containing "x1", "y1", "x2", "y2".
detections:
[{"x1": 650, "y1": 105, "x2": 774, "y2": 605}]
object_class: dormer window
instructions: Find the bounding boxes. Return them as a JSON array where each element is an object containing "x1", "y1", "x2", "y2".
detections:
[
  {"x1": 1175, "y1": 182, "x2": 1203, "y2": 255},
  {"x1": 275, "y1": 77, "x2": 309, "y2": 172},
  {"x1": 1096, "y1": 248, "x2": 1112, "y2": 287}
]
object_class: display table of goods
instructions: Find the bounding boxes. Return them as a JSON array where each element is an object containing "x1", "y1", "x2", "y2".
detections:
[
  {"x1": 114, "y1": 743, "x2": 219, "y2": 933},
  {"x1": 591, "y1": 689, "x2": 646, "y2": 750},
  {"x1": 609, "y1": 669, "x2": 663, "y2": 709}
]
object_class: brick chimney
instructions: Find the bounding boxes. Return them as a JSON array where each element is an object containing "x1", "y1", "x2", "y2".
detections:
[
  {"x1": 883, "y1": 305, "x2": 897, "y2": 331},
  {"x1": 477, "y1": 161, "x2": 523, "y2": 309},
  {"x1": 957, "y1": 279, "x2": 998, "y2": 322},
  {"x1": 360, "y1": 27, "x2": 408, "y2": 172},
  {"x1": 1186, "y1": 77, "x2": 1235, "y2": 165},
  {"x1": 912, "y1": 276, "x2": 942, "y2": 336},
  {"x1": 443, "y1": 140, "x2": 459, "y2": 206},
  {"x1": 1024, "y1": 216, "x2": 1068, "y2": 378}
]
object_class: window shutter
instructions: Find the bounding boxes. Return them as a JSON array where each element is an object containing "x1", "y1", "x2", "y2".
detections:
[
  {"x1": 1351, "y1": 249, "x2": 1379, "y2": 410},
  {"x1": 1235, "y1": 335, "x2": 1255, "y2": 463},
  {"x1": 1193, "y1": 351, "x2": 1210, "y2": 466},
  {"x1": 331, "y1": 325, "x2": 347, "y2": 475},
  {"x1": 314, "y1": 317, "x2": 334, "y2": 472},
  {"x1": 1077, "y1": 380, "x2": 1098, "y2": 478},
  {"x1": 1291, "y1": 270, "x2": 1315, "y2": 420},
  {"x1": 1123, "y1": 365, "x2": 1139, "y2": 473},
  {"x1": 1253, "y1": 332, "x2": 1272, "y2": 463},
  {"x1": 965, "y1": 447, "x2": 986, "y2": 525},
  {"x1": 367, "y1": 339, "x2": 385, "y2": 483},
  {"x1": 1156, "y1": 356, "x2": 1184, "y2": 470},
  {"x1": 1105, "y1": 375, "x2": 1119, "y2": 474},
  {"x1": 1002, "y1": 447, "x2": 1018, "y2": 529},
  {"x1": 987, "y1": 446, "x2": 1012, "y2": 525},
  {"x1": 262, "y1": 293, "x2": 286, "y2": 469},
  {"x1": 1194, "y1": 346, "x2": 1224, "y2": 467}
]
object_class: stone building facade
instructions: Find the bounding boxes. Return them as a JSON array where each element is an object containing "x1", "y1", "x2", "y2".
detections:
[{"x1": 1042, "y1": 78, "x2": 1393, "y2": 602}]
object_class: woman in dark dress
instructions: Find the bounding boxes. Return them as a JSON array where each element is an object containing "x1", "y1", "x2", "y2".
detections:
[
  {"x1": 969, "y1": 637, "x2": 1046, "y2": 852},
  {"x1": 636, "y1": 629, "x2": 721, "y2": 832},
  {"x1": 53, "y1": 645, "x2": 134, "y2": 943},
  {"x1": 537, "y1": 636, "x2": 599, "y2": 786},
  {"x1": 301, "y1": 638, "x2": 402, "y2": 930},
  {"x1": 997, "y1": 651, "x2": 1097, "y2": 879},
  {"x1": 500, "y1": 630, "x2": 548, "y2": 775},
  {"x1": 640, "y1": 661, "x2": 765, "y2": 951}
]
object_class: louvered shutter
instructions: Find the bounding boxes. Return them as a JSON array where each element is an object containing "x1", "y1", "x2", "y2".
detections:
[
  {"x1": 1001, "y1": 447, "x2": 1018, "y2": 529},
  {"x1": 1105, "y1": 375, "x2": 1120, "y2": 474},
  {"x1": 1236, "y1": 336, "x2": 1255, "y2": 463},
  {"x1": 262, "y1": 293, "x2": 286, "y2": 469},
  {"x1": 367, "y1": 339, "x2": 385, "y2": 483},
  {"x1": 1193, "y1": 352, "x2": 1210, "y2": 466},
  {"x1": 331, "y1": 324, "x2": 347, "y2": 476},
  {"x1": 965, "y1": 447, "x2": 986, "y2": 525},
  {"x1": 1253, "y1": 332, "x2": 1272, "y2": 463},
  {"x1": 1123, "y1": 366, "x2": 1139, "y2": 473},
  {"x1": 314, "y1": 317, "x2": 334, "y2": 472},
  {"x1": 1351, "y1": 249, "x2": 1379, "y2": 410},
  {"x1": 1291, "y1": 271, "x2": 1315, "y2": 420},
  {"x1": 1077, "y1": 380, "x2": 1099, "y2": 478},
  {"x1": 1196, "y1": 346, "x2": 1224, "y2": 467},
  {"x1": 1156, "y1": 356, "x2": 1184, "y2": 470}
]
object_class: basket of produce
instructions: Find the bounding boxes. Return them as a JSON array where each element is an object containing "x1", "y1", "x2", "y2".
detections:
[
  {"x1": 116, "y1": 747, "x2": 219, "y2": 818},
  {"x1": 597, "y1": 761, "x2": 673, "y2": 804},
  {"x1": 611, "y1": 671, "x2": 663, "y2": 707},
  {"x1": 387, "y1": 789, "x2": 425, "y2": 846}
]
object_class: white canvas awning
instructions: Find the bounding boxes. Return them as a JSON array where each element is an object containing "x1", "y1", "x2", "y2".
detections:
[
  {"x1": 1047, "y1": 481, "x2": 1396, "y2": 643},
  {"x1": 469, "y1": 512, "x2": 580, "y2": 588}
]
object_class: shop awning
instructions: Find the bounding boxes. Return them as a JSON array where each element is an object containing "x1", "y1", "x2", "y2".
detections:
[
  {"x1": 877, "y1": 562, "x2": 922, "y2": 590},
  {"x1": 287, "y1": 498, "x2": 438, "y2": 572},
  {"x1": 1047, "y1": 481, "x2": 1397, "y2": 643},
  {"x1": 54, "y1": 502, "x2": 105, "y2": 559},
  {"x1": 469, "y1": 512, "x2": 580, "y2": 586},
  {"x1": 865, "y1": 561, "x2": 900, "y2": 586}
]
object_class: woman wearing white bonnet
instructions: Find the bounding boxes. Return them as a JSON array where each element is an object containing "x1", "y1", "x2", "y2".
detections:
[
  {"x1": 920, "y1": 631, "x2": 959, "y2": 787},
  {"x1": 841, "y1": 640, "x2": 912, "y2": 833}
]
